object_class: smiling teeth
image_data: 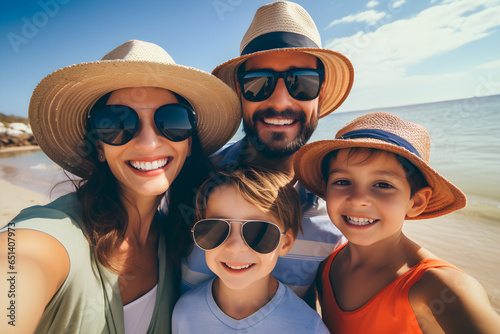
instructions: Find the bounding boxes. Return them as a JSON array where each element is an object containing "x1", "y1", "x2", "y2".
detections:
[
  {"x1": 263, "y1": 118, "x2": 294, "y2": 125},
  {"x1": 346, "y1": 216, "x2": 376, "y2": 226},
  {"x1": 129, "y1": 158, "x2": 169, "y2": 171},
  {"x1": 225, "y1": 263, "x2": 252, "y2": 270}
]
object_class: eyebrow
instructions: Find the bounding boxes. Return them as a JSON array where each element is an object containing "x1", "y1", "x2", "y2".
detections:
[
  {"x1": 328, "y1": 168, "x2": 347, "y2": 176},
  {"x1": 328, "y1": 169, "x2": 406, "y2": 180},
  {"x1": 373, "y1": 170, "x2": 406, "y2": 179}
]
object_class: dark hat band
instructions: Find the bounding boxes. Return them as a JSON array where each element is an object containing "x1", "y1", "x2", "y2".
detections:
[
  {"x1": 241, "y1": 31, "x2": 319, "y2": 56},
  {"x1": 340, "y1": 129, "x2": 422, "y2": 158}
]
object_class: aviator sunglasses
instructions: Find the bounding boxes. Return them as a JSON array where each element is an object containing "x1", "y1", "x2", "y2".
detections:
[
  {"x1": 89, "y1": 103, "x2": 196, "y2": 146},
  {"x1": 192, "y1": 219, "x2": 286, "y2": 254},
  {"x1": 237, "y1": 68, "x2": 325, "y2": 102}
]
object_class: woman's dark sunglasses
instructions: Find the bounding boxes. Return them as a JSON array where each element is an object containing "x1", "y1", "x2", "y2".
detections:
[
  {"x1": 89, "y1": 103, "x2": 196, "y2": 146},
  {"x1": 237, "y1": 68, "x2": 325, "y2": 102},
  {"x1": 192, "y1": 219, "x2": 286, "y2": 254}
]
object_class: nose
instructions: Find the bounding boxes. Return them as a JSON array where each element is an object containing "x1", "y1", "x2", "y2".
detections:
[
  {"x1": 223, "y1": 223, "x2": 250, "y2": 253},
  {"x1": 347, "y1": 186, "x2": 371, "y2": 207},
  {"x1": 266, "y1": 78, "x2": 294, "y2": 111},
  {"x1": 131, "y1": 111, "x2": 164, "y2": 151}
]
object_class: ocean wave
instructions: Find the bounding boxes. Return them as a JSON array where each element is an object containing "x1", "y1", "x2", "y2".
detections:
[
  {"x1": 30, "y1": 163, "x2": 61, "y2": 171},
  {"x1": 461, "y1": 194, "x2": 500, "y2": 222}
]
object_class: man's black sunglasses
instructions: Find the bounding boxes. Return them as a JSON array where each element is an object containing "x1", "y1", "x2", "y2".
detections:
[{"x1": 237, "y1": 68, "x2": 325, "y2": 102}]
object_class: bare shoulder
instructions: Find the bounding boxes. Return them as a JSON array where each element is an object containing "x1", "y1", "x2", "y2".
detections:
[
  {"x1": 0, "y1": 229, "x2": 70, "y2": 333},
  {"x1": 410, "y1": 265, "x2": 500, "y2": 333},
  {"x1": 1, "y1": 228, "x2": 70, "y2": 278}
]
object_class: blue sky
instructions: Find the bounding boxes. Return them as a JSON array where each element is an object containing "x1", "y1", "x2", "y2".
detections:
[{"x1": 1, "y1": 0, "x2": 499, "y2": 118}]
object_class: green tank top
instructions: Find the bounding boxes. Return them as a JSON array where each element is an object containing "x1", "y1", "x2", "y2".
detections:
[{"x1": 1, "y1": 193, "x2": 178, "y2": 333}]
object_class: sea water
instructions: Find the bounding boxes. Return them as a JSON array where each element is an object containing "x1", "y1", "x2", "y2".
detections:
[{"x1": 1, "y1": 95, "x2": 499, "y2": 221}]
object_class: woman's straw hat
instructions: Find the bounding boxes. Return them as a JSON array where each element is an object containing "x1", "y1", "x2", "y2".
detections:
[
  {"x1": 294, "y1": 112, "x2": 466, "y2": 219},
  {"x1": 212, "y1": 1, "x2": 354, "y2": 117},
  {"x1": 29, "y1": 40, "x2": 241, "y2": 179}
]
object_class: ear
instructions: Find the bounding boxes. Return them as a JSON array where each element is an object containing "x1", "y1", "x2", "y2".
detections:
[
  {"x1": 407, "y1": 186, "x2": 432, "y2": 218},
  {"x1": 96, "y1": 141, "x2": 106, "y2": 162},
  {"x1": 278, "y1": 229, "x2": 295, "y2": 256}
]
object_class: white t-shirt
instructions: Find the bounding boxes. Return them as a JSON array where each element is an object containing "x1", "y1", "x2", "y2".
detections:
[{"x1": 123, "y1": 284, "x2": 158, "y2": 334}]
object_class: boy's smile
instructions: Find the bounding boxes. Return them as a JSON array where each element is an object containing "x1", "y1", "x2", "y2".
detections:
[
  {"x1": 342, "y1": 215, "x2": 379, "y2": 228},
  {"x1": 224, "y1": 262, "x2": 254, "y2": 270},
  {"x1": 325, "y1": 149, "x2": 418, "y2": 246}
]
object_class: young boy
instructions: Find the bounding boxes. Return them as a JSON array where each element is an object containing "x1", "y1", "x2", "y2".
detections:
[
  {"x1": 294, "y1": 112, "x2": 500, "y2": 333},
  {"x1": 172, "y1": 167, "x2": 329, "y2": 333}
]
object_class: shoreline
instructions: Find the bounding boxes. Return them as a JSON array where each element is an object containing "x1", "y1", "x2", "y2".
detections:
[
  {"x1": 0, "y1": 145, "x2": 41, "y2": 159},
  {"x1": 0, "y1": 144, "x2": 40, "y2": 152},
  {"x1": 0, "y1": 144, "x2": 40, "y2": 153}
]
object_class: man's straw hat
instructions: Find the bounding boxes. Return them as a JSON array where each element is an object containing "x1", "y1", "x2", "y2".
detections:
[
  {"x1": 212, "y1": 1, "x2": 354, "y2": 117},
  {"x1": 294, "y1": 112, "x2": 466, "y2": 219},
  {"x1": 29, "y1": 40, "x2": 241, "y2": 178}
]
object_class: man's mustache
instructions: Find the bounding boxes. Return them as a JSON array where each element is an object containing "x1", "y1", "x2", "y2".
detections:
[{"x1": 251, "y1": 108, "x2": 307, "y2": 123}]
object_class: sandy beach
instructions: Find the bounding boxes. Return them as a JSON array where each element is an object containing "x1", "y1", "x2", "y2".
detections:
[
  {"x1": 0, "y1": 178, "x2": 49, "y2": 224},
  {"x1": 1, "y1": 148, "x2": 499, "y2": 315},
  {"x1": 404, "y1": 214, "x2": 500, "y2": 313}
]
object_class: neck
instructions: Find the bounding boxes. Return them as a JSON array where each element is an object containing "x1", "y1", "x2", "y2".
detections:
[
  {"x1": 344, "y1": 232, "x2": 423, "y2": 271},
  {"x1": 212, "y1": 275, "x2": 279, "y2": 320},
  {"x1": 242, "y1": 140, "x2": 295, "y2": 176},
  {"x1": 121, "y1": 193, "x2": 160, "y2": 246}
]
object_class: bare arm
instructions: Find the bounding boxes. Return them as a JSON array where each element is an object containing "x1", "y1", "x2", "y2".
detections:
[
  {"x1": 411, "y1": 267, "x2": 500, "y2": 333},
  {"x1": 0, "y1": 229, "x2": 69, "y2": 333}
]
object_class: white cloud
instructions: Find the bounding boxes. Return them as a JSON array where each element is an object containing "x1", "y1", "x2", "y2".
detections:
[
  {"x1": 325, "y1": 0, "x2": 500, "y2": 109},
  {"x1": 366, "y1": 1, "x2": 379, "y2": 8},
  {"x1": 392, "y1": 0, "x2": 406, "y2": 9},
  {"x1": 476, "y1": 59, "x2": 500, "y2": 69},
  {"x1": 326, "y1": 10, "x2": 387, "y2": 29}
]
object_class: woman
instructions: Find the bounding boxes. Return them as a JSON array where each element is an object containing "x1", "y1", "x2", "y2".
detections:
[{"x1": 0, "y1": 40, "x2": 240, "y2": 334}]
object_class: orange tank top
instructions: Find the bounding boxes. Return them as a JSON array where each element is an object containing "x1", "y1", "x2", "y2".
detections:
[{"x1": 320, "y1": 243, "x2": 459, "y2": 334}]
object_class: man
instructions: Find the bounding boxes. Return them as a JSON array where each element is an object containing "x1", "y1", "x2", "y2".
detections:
[{"x1": 181, "y1": 1, "x2": 354, "y2": 306}]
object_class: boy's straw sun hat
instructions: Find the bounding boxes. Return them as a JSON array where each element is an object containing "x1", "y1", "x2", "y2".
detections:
[
  {"x1": 29, "y1": 39, "x2": 241, "y2": 179},
  {"x1": 294, "y1": 112, "x2": 466, "y2": 219},
  {"x1": 212, "y1": 1, "x2": 354, "y2": 118}
]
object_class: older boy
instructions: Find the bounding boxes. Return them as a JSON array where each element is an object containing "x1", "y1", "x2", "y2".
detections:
[{"x1": 294, "y1": 112, "x2": 500, "y2": 333}]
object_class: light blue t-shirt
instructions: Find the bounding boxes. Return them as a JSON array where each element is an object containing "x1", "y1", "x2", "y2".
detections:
[
  {"x1": 172, "y1": 278, "x2": 329, "y2": 333},
  {"x1": 181, "y1": 139, "x2": 345, "y2": 297}
]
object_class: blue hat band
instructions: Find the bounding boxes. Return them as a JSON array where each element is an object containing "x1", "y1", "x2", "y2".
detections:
[{"x1": 339, "y1": 129, "x2": 421, "y2": 159}]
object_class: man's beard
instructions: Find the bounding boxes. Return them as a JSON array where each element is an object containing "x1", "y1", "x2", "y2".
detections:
[{"x1": 243, "y1": 108, "x2": 318, "y2": 159}]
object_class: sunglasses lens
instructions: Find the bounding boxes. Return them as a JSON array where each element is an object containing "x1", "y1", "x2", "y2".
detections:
[
  {"x1": 193, "y1": 219, "x2": 229, "y2": 250},
  {"x1": 92, "y1": 105, "x2": 137, "y2": 145},
  {"x1": 155, "y1": 104, "x2": 196, "y2": 142},
  {"x1": 243, "y1": 221, "x2": 281, "y2": 254},
  {"x1": 286, "y1": 70, "x2": 322, "y2": 101},
  {"x1": 241, "y1": 72, "x2": 275, "y2": 102}
]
